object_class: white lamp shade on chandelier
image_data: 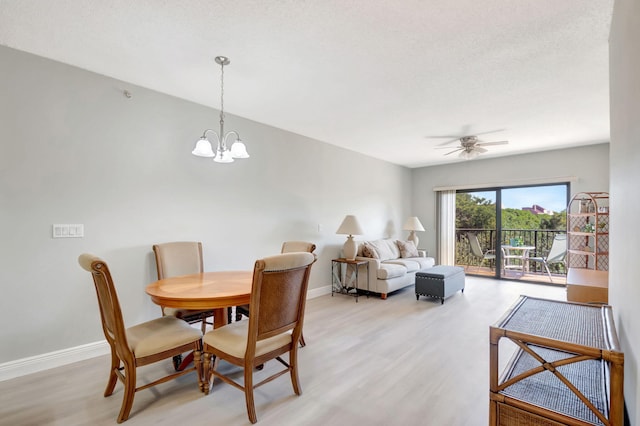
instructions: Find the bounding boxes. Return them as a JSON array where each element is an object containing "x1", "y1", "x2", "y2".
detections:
[
  {"x1": 192, "y1": 56, "x2": 250, "y2": 164},
  {"x1": 336, "y1": 215, "x2": 364, "y2": 260},
  {"x1": 402, "y1": 216, "x2": 425, "y2": 248}
]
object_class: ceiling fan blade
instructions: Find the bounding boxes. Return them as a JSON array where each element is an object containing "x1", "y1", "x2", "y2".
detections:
[
  {"x1": 428, "y1": 127, "x2": 503, "y2": 146},
  {"x1": 475, "y1": 146, "x2": 488, "y2": 153},
  {"x1": 444, "y1": 148, "x2": 463, "y2": 156},
  {"x1": 476, "y1": 140, "x2": 508, "y2": 147},
  {"x1": 427, "y1": 124, "x2": 471, "y2": 140},
  {"x1": 473, "y1": 128, "x2": 505, "y2": 137},
  {"x1": 436, "y1": 138, "x2": 462, "y2": 146}
]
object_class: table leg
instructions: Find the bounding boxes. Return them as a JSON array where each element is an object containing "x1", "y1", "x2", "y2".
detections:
[
  {"x1": 213, "y1": 307, "x2": 228, "y2": 329},
  {"x1": 175, "y1": 307, "x2": 228, "y2": 371}
]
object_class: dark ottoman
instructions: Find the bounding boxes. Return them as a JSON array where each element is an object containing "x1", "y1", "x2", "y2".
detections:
[{"x1": 415, "y1": 266, "x2": 465, "y2": 304}]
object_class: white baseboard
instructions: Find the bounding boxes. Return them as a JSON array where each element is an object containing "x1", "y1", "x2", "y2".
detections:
[
  {"x1": 0, "y1": 286, "x2": 333, "y2": 382},
  {"x1": 0, "y1": 340, "x2": 110, "y2": 382},
  {"x1": 307, "y1": 284, "x2": 332, "y2": 299}
]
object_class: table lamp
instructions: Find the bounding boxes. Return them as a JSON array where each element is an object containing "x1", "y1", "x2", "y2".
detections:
[
  {"x1": 336, "y1": 215, "x2": 364, "y2": 260},
  {"x1": 403, "y1": 216, "x2": 425, "y2": 248}
]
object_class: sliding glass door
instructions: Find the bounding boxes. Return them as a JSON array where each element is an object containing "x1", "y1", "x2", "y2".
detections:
[
  {"x1": 454, "y1": 183, "x2": 569, "y2": 283},
  {"x1": 456, "y1": 190, "x2": 498, "y2": 276}
]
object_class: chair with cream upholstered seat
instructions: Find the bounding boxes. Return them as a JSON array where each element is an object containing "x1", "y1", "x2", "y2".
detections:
[
  {"x1": 281, "y1": 241, "x2": 317, "y2": 254},
  {"x1": 152, "y1": 241, "x2": 216, "y2": 333},
  {"x1": 235, "y1": 241, "x2": 316, "y2": 347},
  {"x1": 78, "y1": 253, "x2": 202, "y2": 423},
  {"x1": 201, "y1": 252, "x2": 316, "y2": 424}
]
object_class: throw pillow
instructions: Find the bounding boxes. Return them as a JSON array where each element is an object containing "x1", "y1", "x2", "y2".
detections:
[
  {"x1": 361, "y1": 242, "x2": 379, "y2": 259},
  {"x1": 397, "y1": 240, "x2": 419, "y2": 258}
]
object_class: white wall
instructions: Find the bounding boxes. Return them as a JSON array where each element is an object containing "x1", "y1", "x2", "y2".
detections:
[
  {"x1": 410, "y1": 143, "x2": 609, "y2": 260},
  {"x1": 610, "y1": 0, "x2": 640, "y2": 423},
  {"x1": 0, "y1": 46, "x2": 411, "y2": 363}
]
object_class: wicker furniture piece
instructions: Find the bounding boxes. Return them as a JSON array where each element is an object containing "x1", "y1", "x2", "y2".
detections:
[
  {"x1": 489, "y1": 296, "x2": 624, "y2": 426},
  {"x1": 566, "y1": 268, "x2": 609, "y2": 304},
  {"x1": 415, "y1": 265, "x2": 465, "y2": 304}
]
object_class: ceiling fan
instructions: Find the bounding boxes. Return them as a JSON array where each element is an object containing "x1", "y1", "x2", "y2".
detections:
[{"x1": 434, "y1": 134, "x2": 509, "y2": 159}]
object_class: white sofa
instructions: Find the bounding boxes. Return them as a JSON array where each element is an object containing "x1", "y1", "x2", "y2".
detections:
[{"x1": 354, "y1": 238, "x2": 435, "y2": 299}]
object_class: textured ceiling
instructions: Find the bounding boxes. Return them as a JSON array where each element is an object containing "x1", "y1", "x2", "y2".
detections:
[{"x1": 0, "y1": 0, "x2": 613, "y2": 167}]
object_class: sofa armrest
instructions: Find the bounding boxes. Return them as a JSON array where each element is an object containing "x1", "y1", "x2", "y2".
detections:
[
  {"x1": 354, "y1": 256, "x2": 380, "y2": 289},
  {"x1": 417, "y1": 249, "x2": 427, "y2": 258},
  {"x1": 355, "y1": 256, "x2": 381, "y2": 270}
]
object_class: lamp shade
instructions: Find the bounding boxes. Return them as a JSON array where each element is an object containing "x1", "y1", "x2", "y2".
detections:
[
  {"x1": 402, "y1": 216, "x2": 425, "y2": 248},
  {"x1": 192, "y1": 138, "x2": 215, "y2": 157},
  {"x1": 230, "y1": 140, "x2": 250, "y2": 158},
  {"x1": 336, "y1": 215, "x2": 364, "y2": 236},
  {"x1": 213, "y1": 148, "x2": 234, "y2": 163},
  {"x1": 402, "y1": 216, "x2": 425, "y2": 232}
]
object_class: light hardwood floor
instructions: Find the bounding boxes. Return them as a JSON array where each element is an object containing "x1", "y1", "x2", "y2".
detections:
[{"x1": 0, "y1": 277, "x2": 566, "y2": 426}]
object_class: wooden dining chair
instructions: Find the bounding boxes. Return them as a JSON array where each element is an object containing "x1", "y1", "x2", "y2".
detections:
[
  {"x1": 152, "y1": 242, "x2": 215, "y2": 333},
  {"x1": 281, "y1": 240, "x2": 317, "y2": 254},
  {"x1": 235, "y1": 241, "x2": 316, "y2": 347},
  {"x1": 78, "y1": 254, "x2": 203, "y2": 423},
  {"x1": 201, "y1": 252, "x2": 316, "y2": 424}
]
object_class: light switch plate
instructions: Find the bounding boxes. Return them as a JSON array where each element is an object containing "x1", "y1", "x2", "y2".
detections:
[{"x1": 53, "y1": 224, "x2": 84, "y2": 238}]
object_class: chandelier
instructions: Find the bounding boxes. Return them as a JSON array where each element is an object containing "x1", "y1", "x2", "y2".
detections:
[{"x1": 191, "y1": 56, "x2": 249, "y2": 163}]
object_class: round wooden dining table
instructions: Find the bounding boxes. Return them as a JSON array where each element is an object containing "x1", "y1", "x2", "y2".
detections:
[{"x1": 145, "y1": 270, "x2": 253, "y2": 329}]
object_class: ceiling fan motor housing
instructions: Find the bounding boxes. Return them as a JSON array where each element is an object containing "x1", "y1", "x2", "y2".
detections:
[{"x1": 461, "y1": 136, "x2": 478, "y2": 150}]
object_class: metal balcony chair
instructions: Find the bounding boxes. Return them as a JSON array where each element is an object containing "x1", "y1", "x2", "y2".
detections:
[
  {"x1": 467, "y1": 232, "x2": 496, "y2": 270},
  {"x1": 528, "y1": 233, "x2": 567, "y2": 281}
]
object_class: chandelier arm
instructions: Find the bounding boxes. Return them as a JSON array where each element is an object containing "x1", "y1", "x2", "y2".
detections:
[
  {"x1": 202, "y1": 129, "x2": 220, "y2": 139},
  {"x1": 201, "y1": 129, "x2": 221, "y2": 144},
  {"x1": 223, "y1": 130, "x2": 241, "y2": 144}
]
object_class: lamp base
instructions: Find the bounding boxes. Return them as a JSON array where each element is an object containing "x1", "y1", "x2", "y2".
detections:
[
  {"x1": 407, "y1": 231, "x2": 419, "y2": 248},
  {"x1": 343, "y1": 235, "x2": 357, "y2": 260}
]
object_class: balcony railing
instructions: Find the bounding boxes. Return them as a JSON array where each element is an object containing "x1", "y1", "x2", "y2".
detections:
[{"x1": 456, "y1": 228, "x2": 567, "y2": 276}]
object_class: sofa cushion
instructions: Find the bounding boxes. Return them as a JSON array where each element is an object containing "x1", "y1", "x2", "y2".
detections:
[
  {"x1": 412, "y1": 257, "x2": 436, "y2": 269},
  {"x1": 384, "y1": 259, "x2": 421, "y2": 273},
  {"x1": 397, "y1": 240, "x2": 419, "y2": 258},
  {"x1": 377, "y1": 263, "x2": 407, "y2": 279},
  {"x1": 368, "y1": 239, "x2": 400, "y2": 261}
]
